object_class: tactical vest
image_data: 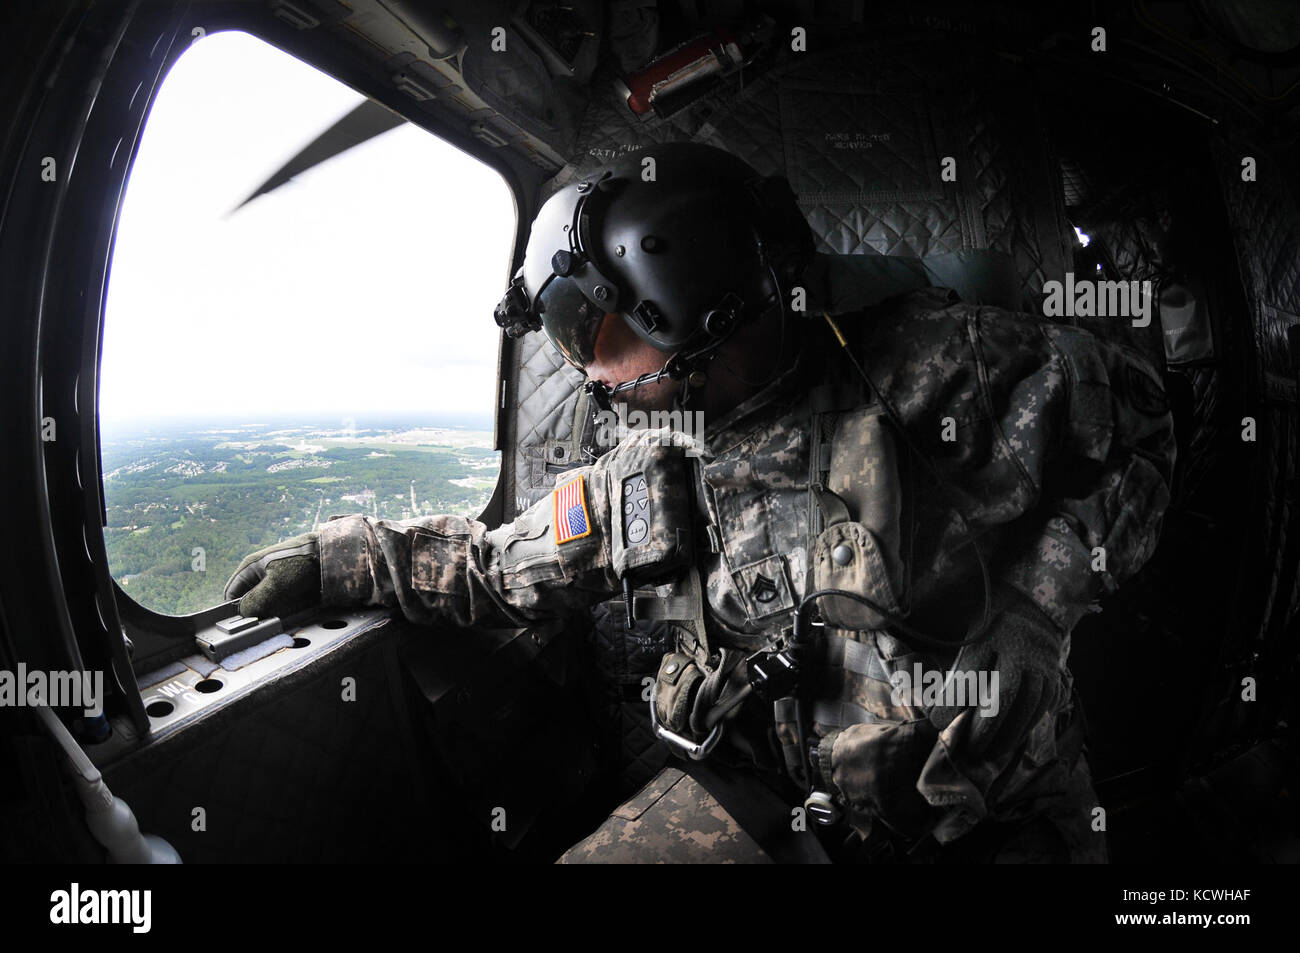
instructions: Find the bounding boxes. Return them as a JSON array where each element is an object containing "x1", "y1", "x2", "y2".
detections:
[
  {"x1": 642, "y1": 313, "x2": 1090, "y2": 851},
  {"x1": 640, "y1": 324, "x2": 943, "y2": 780}
]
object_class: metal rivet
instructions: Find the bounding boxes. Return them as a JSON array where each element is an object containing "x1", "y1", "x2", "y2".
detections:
[
  {"x1": 832, "y1": 544, "x2": 853, "y2": 566},
  {"x1": 615, "y1": 244, "x2": 626, "y2": 256},
  {"x1": 688, "y1": 370, "x2": 708, "y2": 388},
  {"x1": 593, "y1": 285, "x2": 610, "y2": 301},
  {"x1": 664, "y1": 662, "x2": 678, "y2": 675},
  {"x1": 640, "y1": 235, "x2": 660, "y2": 252},
  {"x1": 576, "y1": 181, "x2": 591, "y2": 193}
]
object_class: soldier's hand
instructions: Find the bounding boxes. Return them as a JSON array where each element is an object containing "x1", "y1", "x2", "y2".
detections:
[
  {"x1": 929, "y1": 584, "x2": 1066, "y2": 763},
  {"x1": 223, "y1": 532, "x2": 322, "y2": 619}
]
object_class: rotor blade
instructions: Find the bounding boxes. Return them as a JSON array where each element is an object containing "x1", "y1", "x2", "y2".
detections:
[{"x1": 228, "y1": 98, "x2": 406, "y2": 214}]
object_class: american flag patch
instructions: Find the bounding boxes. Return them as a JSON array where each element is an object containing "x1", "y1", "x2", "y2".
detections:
[{"x1": 552, "y1": 476, "x2": 592, "y2": 545}]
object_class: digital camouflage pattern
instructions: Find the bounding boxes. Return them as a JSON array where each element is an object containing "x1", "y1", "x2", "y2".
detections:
[
  {"x1": 556, "y1": 767, "x2": 771, "y2": 864},
  {"x1": 318, "y1": 286, "x2": 1175, "y2": 862},
  {"x1": 317, "y1": 426, "x2": 697, "y2": 628}
]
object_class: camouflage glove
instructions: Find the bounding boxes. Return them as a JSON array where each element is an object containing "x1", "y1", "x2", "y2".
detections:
[
  {"x1": 907, "y1": 583, "x2": 1069, "y2": 841},
  {"x1": 223, "y1": 532, "x2": 321, "y2": 619},
  {"x1": 813, "y1": 585, "x2": 1068, "y2": 844},
  {"x1": 924, "y1": 584, "x2": 1067, "y2": 762}
]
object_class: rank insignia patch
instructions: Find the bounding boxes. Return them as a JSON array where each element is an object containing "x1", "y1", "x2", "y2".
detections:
[
  {"x1": 751, "y1": 573, "x2": 778, "y2": 603},
  {"x1": 553, "y1": 476, "x2": 592, "y2": 545}
]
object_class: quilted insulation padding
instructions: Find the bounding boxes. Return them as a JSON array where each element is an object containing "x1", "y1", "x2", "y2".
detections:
[
  {"x1": 1214, "y1": 138, "x2": 1300, "y2": 399},
  {"x1": 1067, "y1": 215, "x2": 1168, "y2": 366},
  {"x1": 512, "y1": 333, "x2": 587, "y2": 513},
  {"x1": 509, "y1": 31, "x2": 1074, "y2": 514},
  {"x1": 541, "y1": 35, "x2": 1071, "y2": 280},
  {"x1": 1212, "y1": 136, "x2": 1300, "y2": 663},
  {"x1": 586, "y1": 600, "x2": 674, "y2": 795}
]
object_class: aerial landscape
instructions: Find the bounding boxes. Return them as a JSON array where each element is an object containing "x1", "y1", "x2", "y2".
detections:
[{"x1": 100, "y1": 416, "x2": 499, "y2": 616}]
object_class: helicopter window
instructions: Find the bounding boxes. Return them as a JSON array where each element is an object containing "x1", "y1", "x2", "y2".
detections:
[{"x1": 99, "y1": 31, "x2": 512, "y2": 618}]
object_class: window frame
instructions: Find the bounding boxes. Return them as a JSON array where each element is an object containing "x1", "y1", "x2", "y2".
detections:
[
  {"x1": 100, "y1": 28, "x2": 514, "y2": 632},
  {"x1": 7, "y1": 0, "x2": 544, "y2": 738}
]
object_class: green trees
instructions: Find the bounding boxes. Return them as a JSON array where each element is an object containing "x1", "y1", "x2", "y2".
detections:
[{"x1": 103, "y1": 428, "x2": 498, "y2": 616}]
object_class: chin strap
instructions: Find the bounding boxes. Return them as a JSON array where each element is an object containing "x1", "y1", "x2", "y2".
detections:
[
  {"x1": 583, "y1": 344, "x2": 718, "y2": 413},
  {"x1": 580, "y1": 267, "x2": 785, "y2": 453},
  {"x1": 580, "y1": 362, "x2": 709, "y2": 463}
]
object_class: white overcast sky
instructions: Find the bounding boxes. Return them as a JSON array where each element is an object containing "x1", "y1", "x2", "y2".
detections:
[{"x1": 101, "y1": 31, "x2": 516, "y2": 424}]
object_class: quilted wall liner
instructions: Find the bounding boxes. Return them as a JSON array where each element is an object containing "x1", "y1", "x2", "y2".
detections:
[
  {"x1": 1213, "y1": 136, "x2": 1300, "y2": 676},
  {"x1": 503, "y1": 33, "x2": 1076, "y2": 518}
]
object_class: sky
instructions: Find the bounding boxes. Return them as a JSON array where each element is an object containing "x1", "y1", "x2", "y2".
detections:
[{"x1": 101, "y1": 30, "x2": 516, "y2": 424}]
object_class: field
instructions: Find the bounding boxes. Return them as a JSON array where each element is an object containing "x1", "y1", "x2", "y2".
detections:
[{"x1": 101, "y1": 418, "x2": 499, "y2": 616}]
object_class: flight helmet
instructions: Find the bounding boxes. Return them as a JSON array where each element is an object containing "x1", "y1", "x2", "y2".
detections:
[{"x1": 494, "y1": 142, "x2": 813, "y2": 389}]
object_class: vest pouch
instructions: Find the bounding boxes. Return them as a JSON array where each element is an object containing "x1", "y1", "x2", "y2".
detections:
[
  {"x1": 605, "y1": 432, "x2": 695, "y2": 584},
  {"x1": 811, "y1": 521, "x2": 904, "y2": 630},
  {"x1": 653, "y1": 651, "x2": 703, "y2": 734}
]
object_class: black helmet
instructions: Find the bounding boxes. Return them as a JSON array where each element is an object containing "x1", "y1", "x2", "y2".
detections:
[{"x1": 494, "y1": 142, "x2": 813, "y2": 376}]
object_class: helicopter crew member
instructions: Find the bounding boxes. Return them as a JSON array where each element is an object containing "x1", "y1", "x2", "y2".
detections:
[{"x1": 226, "y1": 142, "x2": 1176, "y2": 863}]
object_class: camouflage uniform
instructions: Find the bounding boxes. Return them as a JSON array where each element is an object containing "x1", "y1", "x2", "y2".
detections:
[
  {"x1": 554, "y1": 767, "x2": 772, "y2": 864},
  {"x1": 319, "y1": 286, "x2": 1176, "y2": 863}
]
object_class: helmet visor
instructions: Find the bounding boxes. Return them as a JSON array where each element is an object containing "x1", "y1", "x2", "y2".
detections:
[{"x1": 537, "y1": 274, "x2": 608, "y2": 369}]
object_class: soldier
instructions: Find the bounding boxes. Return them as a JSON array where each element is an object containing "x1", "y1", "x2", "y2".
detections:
[{"x1": 226, "y1": 142, "x2": 1176, "y2": 863}]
